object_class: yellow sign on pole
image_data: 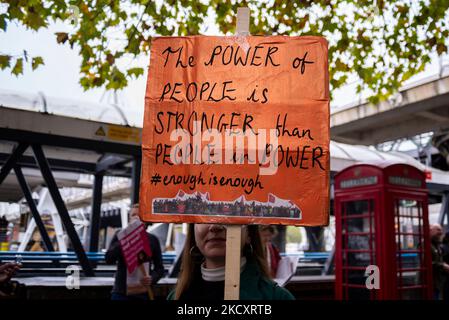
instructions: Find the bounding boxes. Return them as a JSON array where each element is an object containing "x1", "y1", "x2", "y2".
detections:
[{"x1": 107, "y1": 125, "x2": 141, "y2": 143}]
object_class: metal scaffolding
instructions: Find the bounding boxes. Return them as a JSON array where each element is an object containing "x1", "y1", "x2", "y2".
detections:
[{"x1": 0, "y1": 106, "x2": 142, "y2": 276}]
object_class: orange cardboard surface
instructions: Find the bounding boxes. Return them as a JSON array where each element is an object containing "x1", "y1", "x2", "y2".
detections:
[{"x1": 140, "y1": 35, "x2": 329, "y2": 226}]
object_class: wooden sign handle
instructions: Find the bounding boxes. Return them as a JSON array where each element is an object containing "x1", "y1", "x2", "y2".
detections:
[
  {"x1": 139, "y1": 264, "x2": 155, "y2": 300},
  {"x1": 223, "y1": 6, "x2": 251, "y2": 302},
  {"x1": 224, "y1": 225, "x2": 242, "y2": 300}
]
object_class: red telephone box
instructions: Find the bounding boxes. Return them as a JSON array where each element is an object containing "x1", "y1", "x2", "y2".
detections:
[{"x1": 334, "y1": 162, "x2": 433, "y2": 300}]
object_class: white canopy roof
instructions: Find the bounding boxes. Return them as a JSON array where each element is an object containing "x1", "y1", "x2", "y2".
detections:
[
  {"x1": 0, "y1": 88, "x2": 128, "y2": 125},
  {"x1": 331, "y1": 141, "x2": 449, "y2": 185}
]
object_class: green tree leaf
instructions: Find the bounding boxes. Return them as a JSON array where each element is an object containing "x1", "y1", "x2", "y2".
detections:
[
  {"x1": 127, "y1": 67, "x2": 144, "y2": 78},
  {"x1": 0, "y1": 55, "x2": 11, "y2": 70},
  {"x1": 0, "y1": 14, "x2": 7, "y2": 31},
  {"x1": 32, "y1": 56, "x2": 44, "y2": 70},
  {"x1": 24, "y1": 12, "x2": 47, "y2": 30},
  {"x1": 437, "y1": 43, "x2": 447, "y2": 55},
  {"x1": 1, "y1": 0, "x2": 449, "y2": 101},
  {"x1": 12, "y1": 58, "x2": 23, "y2": 76}
]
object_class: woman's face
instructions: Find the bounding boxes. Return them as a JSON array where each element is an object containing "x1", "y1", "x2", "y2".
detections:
[{"x1": 194, "y1": 224, "x2": 249, "y2": 267}]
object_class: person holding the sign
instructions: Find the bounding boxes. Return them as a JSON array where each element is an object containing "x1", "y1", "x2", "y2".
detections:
[
  {"x1": 106, "y1": 204, "x2": 165, "y2": 300},
  {"x1": 167, "y1": 223, "x2": 294, "y2": 300}
]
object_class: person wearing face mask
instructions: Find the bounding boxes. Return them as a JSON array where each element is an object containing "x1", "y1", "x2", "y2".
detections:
[
  {"x1": 167, "y1": 223, "x2": 294, "y2": 300},
  {"x1": 105, "y1": 203, "x2": 165, "y2": 300}
]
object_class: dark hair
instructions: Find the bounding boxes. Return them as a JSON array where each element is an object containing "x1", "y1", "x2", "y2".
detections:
[{"x1": 173, "y1": 224, "x2": 270, "y2": 299}]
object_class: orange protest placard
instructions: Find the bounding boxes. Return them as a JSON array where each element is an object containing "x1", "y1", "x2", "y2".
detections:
[{"x1": 140, "y1": 35, "x2": 329, "y2": 226}]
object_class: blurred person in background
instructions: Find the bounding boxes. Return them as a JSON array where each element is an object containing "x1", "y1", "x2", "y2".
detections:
[
  {"x1": 106, "y1": 203, "x2": 164, "y2": 300},
  {"x1": 430, "y1": 224, "x2": 449, "y2": 300},
  {"x1": 441, "y1": 230, "x2": 449, "y2": 301},
  {"x1": 0, "y1": 262, "x2": 21, "y2": 298},
  {"x1": 259, "y1": 225, "x2": 281, "y2": 278}
]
